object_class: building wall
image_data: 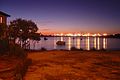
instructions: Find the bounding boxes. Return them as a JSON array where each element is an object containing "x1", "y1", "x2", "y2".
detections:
[
  {"x1": 0, "y1": 14, "x2": 7, "y2": 24},
  {"x1": 0, "y1": 14, "x2": 7, "y2": 39}
]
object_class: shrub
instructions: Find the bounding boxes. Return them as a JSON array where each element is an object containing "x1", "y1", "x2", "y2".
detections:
[
  {"x1": 0, "y1": 38, "x2": 9, "y2": 54},
  {"x1": 70, "y1": 47, "x2": 78, "y2": 51},
  {"x1": 70, "y1": 47, "x2": 84, "y2": 51},
  {"x1": 90, "y1": 47, "x2": 97, "y2": 51},
  {"x1": 100, "y1": 48, "x2": 106, "y2": 51},
  {"x1": 41, "y1": 47, "x2": 47, "y2": 51},
  {"x1": 9, "y1": 44, "x2": 27, "y2": 58},
  {"x1": 79, "y1": 48, "x2": 83, "y2": 51}
]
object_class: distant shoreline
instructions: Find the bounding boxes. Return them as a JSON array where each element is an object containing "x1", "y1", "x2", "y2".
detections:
[
  {"x1": 40, "y1": 35, "x2": 120, "y2": 39},
  {"x1": 25, "y1": 49, "x2": 120, "y2": 53}
]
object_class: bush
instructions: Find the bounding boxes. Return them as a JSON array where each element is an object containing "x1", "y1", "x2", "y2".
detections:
[
  {"x1": 71, "y1": 47, "x2": 78, "y2": 51},
  {"x1": 100, "y1": 48, "x2": 106, "y2": 51},
  {"x1": 70, "y1": 47, "x2": 84, "y2": 51},
  {"x1": 9, "y1": 44, "x2": 27, "y2": 58},
  {"x1": 79, "y1": 48, "x2": 83, "y2": 51},
  {"x1": 40, "y1": 47, "x2": 47, "y2": 51},
  {"x1": 0, "y1": 39, "x2": 9, "y2": 54},
  {"x1": 90, "y1": 47, "x2": 97, "y2": 51}
]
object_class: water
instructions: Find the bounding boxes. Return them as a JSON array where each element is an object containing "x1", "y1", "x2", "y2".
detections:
[{"x1": 30, "y1": 37, "x2": 120, "y2": 50}]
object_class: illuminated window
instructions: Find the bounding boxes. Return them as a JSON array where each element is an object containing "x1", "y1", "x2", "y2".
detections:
[{"x1": 0, "y1": 17, "x2": 3, "y2": 23}]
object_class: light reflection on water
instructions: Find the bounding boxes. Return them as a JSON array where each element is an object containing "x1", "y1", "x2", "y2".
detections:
[
  {"x1": 76, "y1": 37, "x2": 80, "y2": 49},
  {"x1": 94, "y1": 37, "x2": 97, "y2": 49},
  {"x1": 68, "y1": 37, "x2": 71, "y2": 50},
  {"x1": 103, "y1": 38, "x2": 107, "y2": 49},
  {"x1": 30, "y1": 37, "x2": 120, "y2": 50},
  {"x1": 86, "y1": 37, "x2": 90, "y2": 50},
  {"x1": 97, "y1": 37, "x2": 100, "y2": 50}
]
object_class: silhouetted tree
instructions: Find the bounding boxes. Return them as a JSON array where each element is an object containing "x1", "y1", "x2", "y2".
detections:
[
  {"x1": 9, "y1": 18, "x2": 39, "y2": 49},
  {"x1": 29, "y1": 32, "x2": 41, "y2": 49}
]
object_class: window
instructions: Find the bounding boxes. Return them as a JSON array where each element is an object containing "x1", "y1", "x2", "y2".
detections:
[{"x1": 0, "y1": 17, "x2": 3, "y2": 23}]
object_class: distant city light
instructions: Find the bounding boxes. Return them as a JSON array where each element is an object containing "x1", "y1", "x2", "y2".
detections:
[
  {"x1": 103, "y1": 33, "x2": 107, "y2": 36},
  {"x1": 97, "y1": 33, "x2": 101, "y2": 36},
  {"x1": 92, "y1": 34, "x2": 97, "y2": 37},
  {"x1": 53, "y1": 33, "x2": 108, "y2": 37}
]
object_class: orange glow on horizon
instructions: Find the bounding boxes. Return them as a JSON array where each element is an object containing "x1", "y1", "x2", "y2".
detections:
[{"x1": 37, "y1": 30, "x2": 109, "y2": 36}]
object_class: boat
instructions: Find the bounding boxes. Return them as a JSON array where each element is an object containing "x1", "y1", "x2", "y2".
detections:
[{"x1": 56, "y1": 41, "x2": 65, "y2": 45}]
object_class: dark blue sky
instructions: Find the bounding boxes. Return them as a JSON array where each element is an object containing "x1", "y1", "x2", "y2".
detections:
[{"x1": 1, "y1": 0, "x2": 120, "y2": 34}]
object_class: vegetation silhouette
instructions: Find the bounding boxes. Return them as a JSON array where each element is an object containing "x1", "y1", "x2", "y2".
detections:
[
  {"x1": 0, "y1": 23, "x2": 9, "y2": 53},
  {"x1": 9, "y1": 18, "x2": 40, "y2": 49},
  {"x1": 107, "y1": 34, "x2": 120, "y2": 38}
]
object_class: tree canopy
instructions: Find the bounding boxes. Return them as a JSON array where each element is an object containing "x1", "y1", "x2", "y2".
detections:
[
  {"x1": 9, "y1": 18, "x2": 39, "y2": 41},
  {"x1": 8, "y1": 18, "x2": 40, "y2": 49}
]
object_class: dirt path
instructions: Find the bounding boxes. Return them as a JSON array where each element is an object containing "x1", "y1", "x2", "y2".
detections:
[{"x1": 24, "y1": 50, "x2": 120, "y2": 80}]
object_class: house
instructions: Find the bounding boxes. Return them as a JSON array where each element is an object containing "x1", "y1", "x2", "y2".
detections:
[
  {"x1": 0, "y1": 11, "x2": 10, "y2": 39},
  {"x1": 0, "y1": 11, "x2": 10, "y2": 24}
]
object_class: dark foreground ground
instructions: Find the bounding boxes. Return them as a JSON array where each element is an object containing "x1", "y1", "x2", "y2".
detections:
[
  {"x1": 0, "y1": 55, "x2": 30, "y2": 80},
  {"x1": 24, "y1": 50, "x2": 120, "y2": 80}
]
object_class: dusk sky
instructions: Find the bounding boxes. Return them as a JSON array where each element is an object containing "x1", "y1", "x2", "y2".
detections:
[{"x1": 1, "y1": 0, "x2": 120, "y2": 34}]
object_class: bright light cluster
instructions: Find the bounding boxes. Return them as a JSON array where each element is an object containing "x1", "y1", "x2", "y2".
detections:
[{"x1": 54, "y1": 33, "x2": 107, "y2": 37}]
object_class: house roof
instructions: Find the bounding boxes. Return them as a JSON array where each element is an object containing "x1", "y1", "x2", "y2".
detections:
[{"x1": 0, "y1": 11, "x2": 10, "y2": 17}]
